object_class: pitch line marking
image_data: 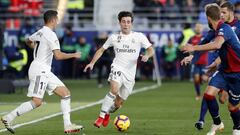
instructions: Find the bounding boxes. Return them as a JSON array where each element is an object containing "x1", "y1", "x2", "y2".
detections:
[{"x1": 0, "y1": 84, "x2": 160, "y2": 133}]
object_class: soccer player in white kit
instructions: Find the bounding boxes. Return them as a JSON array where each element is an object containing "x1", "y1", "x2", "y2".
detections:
[
  {"x1": 84, "y1": 11, "x2": 154, "y2": 128},
  {"x1": 1, "y1": 10, "x2": 83, "y2": 134}
]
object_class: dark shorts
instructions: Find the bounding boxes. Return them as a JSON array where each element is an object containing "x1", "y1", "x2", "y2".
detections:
[
  {"x1": 209, "y1": 71, "x2": 240, "y2": 106},
  {"x1": 191, "y1": 64, "x2": 205, "y2": 75}
]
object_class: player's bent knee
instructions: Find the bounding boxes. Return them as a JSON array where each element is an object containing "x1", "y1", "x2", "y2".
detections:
[
  {"x1": 32, "y1": 98, "x2": 43, "y2": 107},
  {"x1": 110, "y1": 89, "x2": 118, "y2": 95},
  {"x1": 203, "y1": 93, "x2": 215, "y2": 101}
]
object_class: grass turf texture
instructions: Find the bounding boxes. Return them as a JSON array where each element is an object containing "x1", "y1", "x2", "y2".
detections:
[{"x1": 0, "y1": 80, "x2": 233, "y2": 135}]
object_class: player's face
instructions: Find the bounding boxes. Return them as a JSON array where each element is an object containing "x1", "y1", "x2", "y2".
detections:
[
  {"x1": 221, "y1": 7, "x2": 231, "y2": 22},
  {"x1": 194, "y1": 23, "x2": 202, "y2": 34},
  {"x1": 119, "y1": 17, "x2": 132, "y2": 34}
]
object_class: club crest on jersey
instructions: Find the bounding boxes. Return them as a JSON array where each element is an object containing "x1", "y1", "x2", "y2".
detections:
[
  {"x1": 132, "y1": 39, "x2": 135, "y2": 43},
  {"x1": 117, "y1": 35, "x2": 121, "y2": 43}
]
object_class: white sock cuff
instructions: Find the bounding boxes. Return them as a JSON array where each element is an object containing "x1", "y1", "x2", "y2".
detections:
[
  {"x1": 30, "y1": 101, "x2": 37, "y2": 109},
  {"x1": 61, "y1": 95, "x2": 71, "y2": 100},
  {"x1": 107, "y1": 92, "x2": 116, "y2": 99}
]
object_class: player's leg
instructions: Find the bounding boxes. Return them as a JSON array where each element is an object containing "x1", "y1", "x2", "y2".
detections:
[
  {"x1": 226, "y1": 79, "x2": 240, "y2": 134},
  {"x1": 205, "y1": 72, "x2": 226, "y2": 135},
  {"x1": 94, "y1": 80, "x2": 120, "y2": 128},
  {"x1": 228, "y1": 103, "x2": 240, "y2": 135},
  {"x1": 205, "y1": 86, "x2": 224, "y2": 135},
  {"x1": 47, "y1": 73, "x2": 83, "y2": 133},
  {"x1": 192, "y1": 65, "x2": 201, "y2": 100},
  {"x1": 1, "y1": 74, "x2": 47, "y2": 134},
  {"x1": 195, "y1": 98, "x2": 207, "y2": 130},
  {"x1": 194, "y1": 73, "x2": 201, "y2": 100}
]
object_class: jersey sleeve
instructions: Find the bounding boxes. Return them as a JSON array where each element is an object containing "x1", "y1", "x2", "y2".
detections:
[
  {"x1": 48, "y1": 33, "x2": 60, "y2": 51},
  {"x1": 28, "y1": 31, "x2": 39, "y2": 41},
  {"x1": 102, "y1": 35, "x2": 113, "y2": 49},
  {"x1": 217, "y1": 26, "x2": 231, "y2": 41},
  {"x1": 139, "y1": 33, "x2": 152, "y2": 49},
  {"x1": 199, "y1": 30, "x2": 215, "y2": 45}
]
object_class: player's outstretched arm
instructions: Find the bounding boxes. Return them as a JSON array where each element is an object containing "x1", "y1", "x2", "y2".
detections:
[
  {"x1": 53, "y1": 49, "x2": 81, "y2": 60},
  {"x1": 25, "y1": 38, "x2": 36, "y2": 49},
  {"x1": 84, "y1": 47, "x2": 105, "y2": 72},
  {"x1": 182, "y1": 36, "x2": 224, "y2": 53},
  {"x1": 141, "y1": 46, "x2": 154, "y2": 62}
]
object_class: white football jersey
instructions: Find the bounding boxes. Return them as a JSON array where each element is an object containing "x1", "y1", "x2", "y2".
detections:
[
  {"x1": 28, "y1": 26, "x2": 60, "y2": 70},
  {"x1": 103, "y1": 31, "x2": 152, "y2": 81}
]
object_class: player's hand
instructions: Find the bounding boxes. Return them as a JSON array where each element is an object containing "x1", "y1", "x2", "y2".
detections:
[
  {"x1": 84, "y1": 63, "x2": 94, "y2": 72},
  {"x1": 141, "y1": 55, "x2": 149, "y2": 62},
  {"x1": 181, "y1": 43, "x2": 194, "y2": 53},
  {"x1": 74, "y1": 52, "x2": 81, "y2": 58},
  {"x1": 181, "y1": 55, "x2": 193, "y2": 66},
  {"x1": 218, "y1": 90, "x2": 228, "y2": 104},
  {"x1": 206, "y1": 62, "x2": 218, "y2": 75}
]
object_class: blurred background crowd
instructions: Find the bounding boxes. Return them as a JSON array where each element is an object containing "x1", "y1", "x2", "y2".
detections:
[{"x1": 0, "y1": 0, "x2": 240, "y2": 88}]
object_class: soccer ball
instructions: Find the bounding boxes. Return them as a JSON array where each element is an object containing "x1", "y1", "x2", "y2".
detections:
[{"x1": 113, "y1": 115, "x2": 130, "y2": 132}]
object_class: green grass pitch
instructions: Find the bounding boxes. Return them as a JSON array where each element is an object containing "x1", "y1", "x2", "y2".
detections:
[{"x1": 0, "y1": 80, "x2": 233, "y2": 135}]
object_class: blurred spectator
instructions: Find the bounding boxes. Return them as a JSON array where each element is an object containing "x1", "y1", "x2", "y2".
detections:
[
  {"x1": 0, "y1": 0, "x2": 10, "y2": 17},
  {"x1": 178, "y1": 23, "x2": 194, "y2": 80},
  {"x1": 134, "y1": 0, "x2": 149, "y2": 7},
  {"x1": 60, "y1": 25, "x2": 77, "y2": 78},
  {"x1": 0, "y1": 22, "x2": 4, "y2": 73},
  {"x1": 94, "y1": 32, "x2": 113, "y2": 88},
  {"x1": 73, "y1": 36, "x2": 91, "y2": 79},
  {"x1": 162, "y1": 38, "x2": 177, "y2": 79},
  {"x1": 67, "y1": 0, "x2": 85, "y2": 12},
  {"x1": 6, "y1": 17, "x2": 21, "y2": 30},
  {"x1": 185, "y1": 0, "x2": 197, "y2": 21},
  {"x1": 140, "y1": 52, "x2": 154, "y2": 80},
  {"x1": 164, "y1": 0, "x2": 180, "y2": 22},
  {"x1": 8, "y1": 0, "x2": 24, "y2": 13},
  {"x1": 147, "y1": 0, "x2": 163, "y2": 22},
  {"x1": 235, "y1": 2, "x2": 240, "y2": 19},
  {"x1": 18, "y1": 17, "x2": 36, "y2": 77},
  {"x1": 22, "y1": 0, "x2": 43, "y2": 17},
  {"x1": 4, "y1": 43, "x2": 28, "y2": 79}
]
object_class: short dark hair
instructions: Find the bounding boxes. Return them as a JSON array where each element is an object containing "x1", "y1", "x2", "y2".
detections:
[
  {"x1": 205, "y1": 4, "x2": 221, "y2": 21},
  {"x1": 220, "y1": 1, "x2": 235, "y2": 12},
  {"x1": 118, "y1": 11, "x2": 134, "y2": 22},
  {"x1": 43, "y1": 10, "x2": 58, "y2": 23}
]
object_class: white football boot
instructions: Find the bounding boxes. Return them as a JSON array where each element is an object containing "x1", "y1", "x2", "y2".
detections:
[
  {"x1": 1, "y1": 116, "x2": 15, "y2": 134},
  {"x1": 206, "y1": 122, "x2": 224, "y2": 135},
  {"x1": 233, "y1": 129, "x2": 240, "y2": 135},
  {"x1": 64, "y1": 124, "x2": 84, "y2": 134}
]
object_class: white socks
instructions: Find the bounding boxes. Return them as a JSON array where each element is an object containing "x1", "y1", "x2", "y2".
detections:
[
  {"x1": 7, "y1": 101, "x2": 36, "y2": 122},
  {"x1": 100, "y1": 92, "x2": 116, "y2": 118},
  {"x1": 61, "y1": 95, "x2": 72, "y2": 128}
]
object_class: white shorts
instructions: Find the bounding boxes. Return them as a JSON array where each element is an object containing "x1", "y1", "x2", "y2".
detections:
[
  {"x1": 27, "y1": 63, "x2": 65, "y2": 99},
  {"x1": 108, "y1": 67, "x2": 135, "y2": 100}
]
